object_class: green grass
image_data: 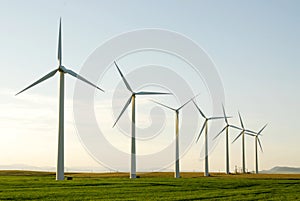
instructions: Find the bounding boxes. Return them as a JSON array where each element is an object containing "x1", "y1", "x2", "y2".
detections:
[{"x1": 0, "y1": 171, "x2": 299, "y2": 200}]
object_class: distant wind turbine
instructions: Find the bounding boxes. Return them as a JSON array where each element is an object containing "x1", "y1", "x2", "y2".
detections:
[
  {"x1": 113, "y1": 61, "x2": 171, "y2": 179},
  {"x1": 232, "y1": 112, "x2": 255, "y2": 174},
  {"x1": 16, "y1": 18, "x2": 104, "y2": 180},
  {"x1": 193, "y1": 100, "x2": 226, "y2": 176},
  {"x1": 151, "y1": 94, "x2": 199, "y2": 178},
  {"x1": 247, "y1": 124, "x2": 267, "y2": 174},
  {"x1": 213, "y1": 104, "x2": 240, "y2": 174}
]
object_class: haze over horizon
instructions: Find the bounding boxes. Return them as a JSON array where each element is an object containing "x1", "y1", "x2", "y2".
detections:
[{"x1": 0, "y1": 0, "x2": 299, "y2": 173}]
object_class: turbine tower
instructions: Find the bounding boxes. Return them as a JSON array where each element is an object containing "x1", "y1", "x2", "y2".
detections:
[
  {"x1": 192, "y1": 100, "x2": 225, "y2": 176},
  {"x1": 152, "y1": 94, "x2": 198, "y2": 178},
  {"x1": 113, "y1": 61, "x2": 171, "y2": 179},
  {"x1": 249, "y1": 124, "x2": 267, "y2": 174},
  {"x1": 16, "y1": 18, "x2": 104, "y2": 180},
  {"x1": 213, "y1": 104, "x2": 240, "y2": 174},
  {"x1": 232, "y1": 112, "x2": 255, "y2": 174}
]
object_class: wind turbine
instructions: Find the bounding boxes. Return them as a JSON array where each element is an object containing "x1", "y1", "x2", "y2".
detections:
[
  {"x1": 192, "y1": 100, "x2": 226, "y2": 176},
  {"x1": 213, "y1": 104, "x2": 241, "y2": 174},
  {"x1": 16, "y1": 18, "x2": 104, "y2": 180},
  {"x1": 248, "y1": 124, "x2": 267, "y2": 174},
  {"x1": 232, "y1": 112, "x2": 255, "y2": 174},
  {"x1": 113, "y1": 61, "x2": 171, "y2": 179},
  {"x1": 151, "y1": 94, "x2": 198, "y2": 178}
]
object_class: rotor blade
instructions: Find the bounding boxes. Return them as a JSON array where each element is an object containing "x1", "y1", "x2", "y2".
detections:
[
  {"x1": 151, "y1": 100, "x2": 176, "y2": 111},
  {"x1": 15, "y1": 69, "x2": 58, "y2": 96},
  {"x1": 213, "y1": 126, "x2": 227, "y2": 140},
  {"x1": 178, "y1": 99, "x2": 192, "y2": 110},
  {"x1": 192, "y1": 100, "x2": 206, "y2": 119},
  {"x1": 192, "y1": 93, "x2": 201, "y2": 100},
  {"x1": 196, "y1": 121, "x2": 206, "y2": 143},
  {"x1": 229, "y1": 125, "x2": 242, "y2": 130},
  {"x1": 64, "y1": 68, "x2": 104, "y2": 92},
  {"x1": 232, "y1": 131, "x2": 243, "y2": 144},
  {"x1": 58, "y1": 18, "x2": 62, "y2": 66},
  {"x1": 245, "y1": 129, "x2": 257, "y2": 135},
  {"x1": 112, "y1": 96, "x2": 132, "y2": 127},
  {"x1": 257, "y1": 138, "x2": 263, "y2": 152},
  {"x1": 258, "y1": 124, "x2": 268, "y2": 135},
  {"x1": 245, "y1": 132, "x2": 256, "y2": 137},
  {"x1": 114, "y1": 61, "x2": 133, "y2": 93},
  {"x1": 136, "y1": 91, "x2": 171, "y2": 95},
  {"x1": 176, "y1": 95, "x2": 197, "y2": 111},
  {"x1": 178, "y1": 93, "x2": 200, "y2": 110},
  {"x1": 208, "y1": 116, "x2": 226, "y2": 120},
  {"x1": 222, "y1": 104, "x2": 228, "y2": 124},
  {"x1": 238, "y1": 111, "x2": 244, "y2": 129}
]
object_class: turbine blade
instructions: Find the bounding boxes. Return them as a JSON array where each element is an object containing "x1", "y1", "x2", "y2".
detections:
[
  {"x1": 192, "y1": 100, "x2": 206, "y2": 119},
  {"x1": 177, "y1": 93, "x2": 200, "y2": 110},
  {"x1": 238, "y1": 111, "x2": 244, "y2": 129},
  {"x1": 232, "y1": 131, "x2": 243, "y2": 143},
  {"x1": 258, "y1": 138, "x2": 263, "y2": 152},
  {"x1": 151, "y1": 100, "x2": 176, "y2": 111},
  {"x1": 177, "y1": 99, "x2": 191, "y2": 110},
  {"x1": 136, "y1": 91, "x2": 171, "y2": 95},
  {"x1": 196, "y1": 121, "x2": 206, "y2": 143},
  {"x1": 245, "y1": 132, "x2": 256, "y2": 137},
  {"x1": 192, "y1": 93, "x2": 201, "y2": 100},
  {"x1": 208, "y1": 116, "x2": 226, "y2": 120},
  {"x1": 245, "y1": 129, "x2": 257, "y2": 135},
  {"x1": 222, "y1": 104, "x2": 228, "y2": 124},
  {"x1": 58, "y1": 18, "x2": 62, "y2": 65},
  {"x1": 213, "y1": 126, "x2": 227, "y2": 140},
  {"x1": 229, "y1": 125, "x2": 242, "y2": 130},
  {"x1": 65, "y1": 68, "x2": 104, "y2": 92},
  {"x1": 112, "y1": 96, "x2": 132, "y2": 127},
  {"x1": 114, "y1": 61, "x2": 133, "y2": 92},
  {"x1": 15, "y1": 69, "x2": 58, "y2": 96},
  {"x1": 258, "y1": 124, "x2": 268, "y2": 135}
]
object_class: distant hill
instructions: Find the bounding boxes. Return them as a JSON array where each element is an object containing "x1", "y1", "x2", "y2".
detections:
[{"x1": 260, "y1": 166, "x2": 300, "y2": 174}]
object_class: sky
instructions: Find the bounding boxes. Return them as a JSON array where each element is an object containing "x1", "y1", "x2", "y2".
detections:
[{"x1": 0, "y1": 0, "x2": 299, "y2": 173}]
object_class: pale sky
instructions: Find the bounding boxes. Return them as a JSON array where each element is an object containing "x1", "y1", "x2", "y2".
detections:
[{"x1": 0, "y1": 0, "x2": 299, "y2": 173}]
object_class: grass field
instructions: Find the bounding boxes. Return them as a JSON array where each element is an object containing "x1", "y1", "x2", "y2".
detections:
[{"x1": 0, "y1": 171, "x2": 299, "y2": 200}]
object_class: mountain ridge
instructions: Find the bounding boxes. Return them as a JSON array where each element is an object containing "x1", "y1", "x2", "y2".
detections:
[{"x1": 260, "y1": 166, "x2": 300, "y2": 174}]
